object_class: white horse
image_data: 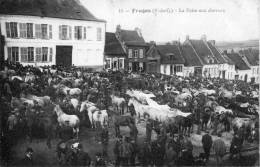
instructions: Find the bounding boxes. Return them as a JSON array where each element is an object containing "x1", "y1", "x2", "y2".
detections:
[
  {"x1": 54, "y1": 105, "x2": 80, "y2": 138},
  {"x1": 91, "y1": 110, "x2": 108, "y2": 128},
  {"x1": 79, "y1": 101, "x2": 108, "y2": 128},
  {"x1": 214, "y1": 106, "x2": 233, "y2": 115},
  {"x1": 110, "y1": 95, "x2": 126, "y2": 114}
]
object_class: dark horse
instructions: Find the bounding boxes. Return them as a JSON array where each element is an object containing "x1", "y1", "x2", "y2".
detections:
[
  {"x1": 107, "y1": 109, "x2": 136, "y2": 137},
  {"x1": 174, "y1": 113, "x2": 194, "y2": 136}
]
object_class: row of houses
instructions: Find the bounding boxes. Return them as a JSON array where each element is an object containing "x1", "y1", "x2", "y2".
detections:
[
  {"x1": 0, "y1": 0, "x2": 259, "y2": 83},
  {"x1": 104, "y1": 26, "x2": 259, "y2": 83}
]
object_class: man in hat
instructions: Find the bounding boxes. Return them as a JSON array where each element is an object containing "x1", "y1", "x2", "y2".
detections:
[
  {"x1": 20, "y1": 147, "x2": 34, "y2": 166},
  {"x1": 202, "y1": 131, "x2": 213, "y2": 161}
]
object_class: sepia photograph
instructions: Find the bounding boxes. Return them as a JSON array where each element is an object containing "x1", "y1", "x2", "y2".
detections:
[{"x1": 0, "y1": 0, "x2": 259, "y2": 166}]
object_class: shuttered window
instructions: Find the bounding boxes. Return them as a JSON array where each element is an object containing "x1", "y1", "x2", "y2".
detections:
[
  {"x1": 42, "y1": 47, "x2": 48, "y2": 62},
  {"x1": 6, "y1": 22, "x2": 11, "y2": 38},
  {"x1": 41, "y1": 24, "x2": 48, "y2": 39},
  {"x1": 8, "y1": 47, "x2": 19, "y2": 62},
  {"x1": 10, "y1": 22, "x2": 18, "y2": 38},
  {"x1": 49, "y1": 25, "x2": 52, "y2": 39},
  {"x1": 35, "y1": 24, "x2": 42, "y2": 38},
  {"x1": 28, "y1": 47, "x2": 34, "y2": 62},
  {"x1": 128, "y1": 49, "x2": 132, "y2": 58},
  {"x1": 20, "y1": 47, "x2": 28, "y2": 62},
  {"x1": 60, "y1": 25, "x2": 71, "y2": 40},
  {"x1": 27, "y1": 23, "x2": 33, "y2": 38},
  {"x1": 19, "y1": 23, "x2": 27, "y2": 38},
  {"x1": 36, "y1": 47, "x2": 42, "y2": 62},
  {"x1": 74, "y1": 26, "x2": 83, "y2": 40},
  {"x1": 49, "y1": 48, "x2": 53, "y2": 62}
]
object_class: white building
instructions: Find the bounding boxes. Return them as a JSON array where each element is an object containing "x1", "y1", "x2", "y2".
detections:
[
  {"x1": 0, "y1": 0, "x2": 106, "y2": 69},
  {"x1": 183, "y1": 35, "x2": 236, "y2": 79}
]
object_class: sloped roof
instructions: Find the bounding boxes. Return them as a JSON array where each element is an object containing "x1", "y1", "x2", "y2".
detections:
[
  {"x1": 240, "y1": 49, "x2": 259, "y2": 66},
  {"x1": 226, "y1": 53, "x2": 250, "y2": 70},
  {"x1": 157, "y1": 44, "x2": 185, "y2": 64},
  {"x1": 145, "y1": 43, "x2": 160, "y2": 60},
  {"x1": 189, "y1": 40, "x2": 218, "y2": 64},
  {"x1": 105, "y1": 32, "x2": 126, "y2": 56},
  {"x1": 120, "y1": 30, "x2": 146, "y2": 46},
  {"x1": 181, "y1": 44, "x2": 203, "y2": 66},
  {"x1": 222, "y1": 54, "x2": 235, "y2": 65},
  {"x1": 0, "y1": 0, "x2": 104, "y2": 22},
  {"x1": 207, "y1": 42, "x2": 226, "y2": 64}
]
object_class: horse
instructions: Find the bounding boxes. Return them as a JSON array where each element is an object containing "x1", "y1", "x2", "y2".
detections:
[
  {"x1": 54, "y1": 105, "x2": 80, "y2": 139},
  {"x1": 91, "y1": 110, "x2": 108, "y2": 129},
  {"x1": 107, "y1": 109, "x2": 136, "y2": 137},
  {"x1": 172, "y1": 113, "x2": 194, "y2": 136},
  {"x1": 110, "y1": 94, "x2": 126, "y2": 115}
]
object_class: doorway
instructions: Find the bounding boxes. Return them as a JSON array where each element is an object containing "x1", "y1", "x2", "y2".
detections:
[{"x1": 56, "y1": 46, "x2": 72, "y2": 67}]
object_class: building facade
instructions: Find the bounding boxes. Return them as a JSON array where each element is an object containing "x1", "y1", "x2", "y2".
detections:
[
  {"x1": 158, "y1": 42, "x2": 185, "y2": 76},
  {"x1": 115, "y1": 25, "x2": 147, "y2": 72},
  {"x1": 104, "y1": 32, "x2": 126, "y2": 71},
  {"x1": 145, "y1": 42, "x2": 161, "y2": 73},
  {"x1": 0, "y1": 0, "x2": 105, "y2": 69}
]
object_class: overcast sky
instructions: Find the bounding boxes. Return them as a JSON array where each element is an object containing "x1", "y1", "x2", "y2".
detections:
[{"x1": 80, "y1": 0, "x2": 259, "y2": 42}]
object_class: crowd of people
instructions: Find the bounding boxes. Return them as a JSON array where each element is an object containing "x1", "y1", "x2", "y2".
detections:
[{"x1": 0, "y1": 60, "x2": 259, "y2": 166}]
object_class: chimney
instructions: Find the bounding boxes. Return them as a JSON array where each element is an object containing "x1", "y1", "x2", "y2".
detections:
[
  {"x1": 150, "y1": 41, "x2": 156, "y2": 45},
  {"x1": 116, "y1": 25, "x2": 121, "y2": 33},
  {"x1": 186, "y1": 35, "x2": 189, "y2": 40},
  {"x1": 208, "y1": 40, "x2": 215, "y2": 46},
  {"x1": 135, "y1": 27, "x2": 142, "y2": 37},
  {"x1": 201, "y1": 34, "x2": 207, "y2": 41}
]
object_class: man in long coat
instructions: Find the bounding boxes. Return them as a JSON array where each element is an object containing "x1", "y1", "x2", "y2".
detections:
[{"x1": 212, "y1": 134, "x2": 226, "y2": 166}]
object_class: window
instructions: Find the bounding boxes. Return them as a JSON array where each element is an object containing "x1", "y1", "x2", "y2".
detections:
[
  {"x1": 49, "y1": 25, "x2": 52, "y2": 39},
  {"x1": 35, "y1": 24, "x2": 42, "y2": 38},
  {"x1": 6, "y1": 23, "x2": 11, "y2": 37},
  {"x1": 49, "y1": 48, "x2": 53, "y2": 62},
  {"x1": 19, "y1": 23, "x2": 27, "y2": 38},
  {"x1": 36, "y1": 47, "x2": 42, "y2": 62},
  {"x1": 27, "y1": 23, "x2": 33, "y2": 38},
  {"x1": 176, "y1": 65, "x2": 183, "y2": 72},
  {"x1": 28, "y1": 47, "x2": 34, "y2": 62},
  {"x1": 134, "y1": 50, "x2": 138, "y2": 58},
  {"x1": 59, "y1": 25, "x2": 71, "y2": 40},
  {"x1": 257, "y1": 68, "x2": 259, "y2": 74},
  {"x1": 7, "y1": 47, "x2": 19, "y2": 62},
  {"x1": 42, "y1": 47, "x2": 48, "y2": 62},
  {"x1": 6, "y1": 22, "x2": 18, "y2": 38},
  {"x1": 119, "y1": 59, "x2": 124, "y2": 69},
  {"x1": 74, "y1": 26, "x2": 83, "y2": 40},
  {"x1": 106, "y1": 59, "x2": 111, "y2": 69},
  {"x1": 139, "y1": 49, "x2": 144, "y2": 58},
  {"x1": 20, "y1": 48, "x2": 28, "y2": 62},
  {"x1": 41, "y1": 24, "x2": 48, "y2": 39},
  {"x1": 97, "y1": 27, "x2": 102, "y2": 41},
  {"x1": 128, "y1": 62, "x2": 132, "y2": 71},
  {"x1": 139, "y1": 62, "x2": 143, "y2": 71},
  {"x1": 128, "y1": 49, "x2": 133, "y2": 58}
]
